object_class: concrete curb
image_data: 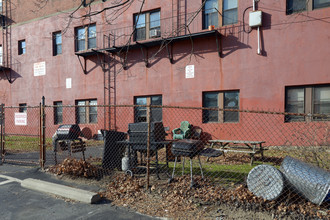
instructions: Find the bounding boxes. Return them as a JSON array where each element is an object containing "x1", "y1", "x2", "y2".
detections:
[{"x1": 21, "y1": 178, "x2": 101, "y2": 204}]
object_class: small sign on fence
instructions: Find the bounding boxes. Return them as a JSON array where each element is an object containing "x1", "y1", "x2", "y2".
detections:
[{"x1": 15, "y1": 112, "x2": 27, "y2": 126}]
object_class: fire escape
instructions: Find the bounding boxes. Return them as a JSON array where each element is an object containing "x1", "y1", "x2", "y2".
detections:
[
  {"x1": 75, "y1": 0, "x2": 221, "y2": 131},
  {"x1": 0, "y1": 0, "x2": 13, "y2": 83}
]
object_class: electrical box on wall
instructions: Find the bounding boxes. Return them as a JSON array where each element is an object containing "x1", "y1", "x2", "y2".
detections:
[{"x1": 249, "y1": 11, "x2": 262, "y2": 28}]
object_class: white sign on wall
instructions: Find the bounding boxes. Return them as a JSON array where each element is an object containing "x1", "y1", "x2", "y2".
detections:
[
  {"x1": 185, "y1": 65, "x2": 195, "y2": 78},
  {"x1": 34, "y1": 61, "x2": 46, "y2": 76},
  {"x1": 15, "y1": 113, "x2": 27, "y2": 126},
  {"x1": 66, "y1": 78, "x2": 72, "y2": 89}
]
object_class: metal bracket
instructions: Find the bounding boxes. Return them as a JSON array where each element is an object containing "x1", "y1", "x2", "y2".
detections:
[
  {"x1": 76, "y1": 54, "x2": 87, "y2": 75},
  {"x1": 215, "y1": 32, "x2": 222, "y2": 57},
  {"x1": 165, "y1": 42, "x2": 174, "y2": 64},
  {"x1": 0, "y1": 67, "x2": 13, "y2": 84},
  {"x1": 137, "y1": 42, "x2": 149, "y2": 67}
]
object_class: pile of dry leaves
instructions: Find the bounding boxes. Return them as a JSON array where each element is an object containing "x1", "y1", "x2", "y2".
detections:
[
  {"x1": 102, "y1": 174, "x2": 329, "y2": 219},
  {"x1": 48, "y1": 158, "x2": 100, "y2": 178},
  {"x1": 49, "y1": 159, "x2": 329, "y2": 219}
]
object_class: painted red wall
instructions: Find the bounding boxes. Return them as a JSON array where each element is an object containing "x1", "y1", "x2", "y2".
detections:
[{"x1": 0, "y1": 0, "x2": 329, "y2": 143}]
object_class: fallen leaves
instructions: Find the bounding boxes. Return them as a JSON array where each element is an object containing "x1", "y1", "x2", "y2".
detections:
[{"x1": 48, "y1": 158, "x2": 100, "y2": 178}]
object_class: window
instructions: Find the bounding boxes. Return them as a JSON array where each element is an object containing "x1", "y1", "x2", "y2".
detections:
[
  {"x1": 223, "y1": 0, "x2": 238, "y2": 25},
  {"x1": 75, "y1": 24, "x2": 96, "y2": 52},
  {"x1": 286, "y1": 0, "x2": 307, "y2": 14},
  {"x1": 19, "y1": 103, "x2": 27, "y2": 113},
  {"x1": 203, "y1": 0, "x2": 219, "y2": 29},
  {"x1": 134, "y1": 95, "x2": 162, "y2": 122},
  {"x1": 287, "y1": 0, "x2": 330, "y2": 14},
  {"x1": 203, "y1": 91, "x2": 239, "y2": 123},
  {"x1": 285, "y1": 85, "x2": 330, "y2": 122},
  {"x1": 18, "y1": 40, "x2": 26, "y2": 55},
  {"x1": 0, "y1": 45, "x2": 3, "y2": 66},
  {"x1": 202, "y1": 0, "x2": 237, "y2": 28},
  {"x1": 53, "y1": 32, "x2": 62, "y2": 56},
  {"x1": 54, "y1": 101, "x2": 63, "y2": 124},
  {"x1": 134, "y1": 10, "x2": 160, "y2": 41},
  {"x1": 76, "y1": 99, "x2": 97, "y2": 124},
  {"x1": 314, "y1": 0, "x2": 330, "y2": 8}
]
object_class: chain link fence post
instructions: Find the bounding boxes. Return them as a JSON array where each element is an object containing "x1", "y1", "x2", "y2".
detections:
[
  {"x1": 39, "y1": 96, "x2": 46, "y2": 169},
  {"x1": 0, "y1": 104, "x2": 4, "y2": 164},
  {"x1": 146, "y1": 103, "x2": 151, "y2": 191}
]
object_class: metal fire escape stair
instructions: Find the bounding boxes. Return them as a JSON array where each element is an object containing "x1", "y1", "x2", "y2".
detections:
[{"x1": 1, "y1": 0, "x2": 13, "y2": 83}]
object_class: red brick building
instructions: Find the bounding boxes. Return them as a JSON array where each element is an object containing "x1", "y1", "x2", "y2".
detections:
[{"x1": 0, "y1": 0, "x2": 329, "y2": 138}]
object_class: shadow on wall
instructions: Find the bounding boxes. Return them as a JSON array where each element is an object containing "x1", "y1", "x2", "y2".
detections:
[{"x1": 0, "y1": 69, "x2": 21, "y2": 83}]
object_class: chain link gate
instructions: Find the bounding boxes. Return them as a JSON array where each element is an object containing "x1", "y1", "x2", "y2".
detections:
[{"x1": 0, "y1": 102, "x2": 45, "y2": 167}]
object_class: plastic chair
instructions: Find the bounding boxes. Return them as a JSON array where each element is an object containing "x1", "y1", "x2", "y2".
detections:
[{"x1": 172, "y1": 121, "x2": 191, "y2": 140}]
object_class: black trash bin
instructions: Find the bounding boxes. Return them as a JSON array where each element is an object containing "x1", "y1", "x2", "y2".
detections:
[{"x1": 102, "y1": 130, "x2": 127, "y2": 170}]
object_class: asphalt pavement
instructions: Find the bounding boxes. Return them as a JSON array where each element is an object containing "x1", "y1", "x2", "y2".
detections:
[{"x1": 0, "y1": 163, "x2": 157, "y2": 220}]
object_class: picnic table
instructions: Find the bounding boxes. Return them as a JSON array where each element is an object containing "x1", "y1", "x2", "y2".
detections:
[{"x1": 208, "y1": 140, "x2": 266, "y2": 165}]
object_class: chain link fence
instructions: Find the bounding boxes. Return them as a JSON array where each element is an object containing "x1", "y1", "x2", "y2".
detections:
[{"x1": 0, "y1": 103, "x2": 329, "y2": 218}]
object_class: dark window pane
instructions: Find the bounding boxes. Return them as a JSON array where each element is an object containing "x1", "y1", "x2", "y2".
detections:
[
  {"x1": 314, "y1": 0, "x2": 330, "y2": 9},
  {"x1": 19, "y1": 103, "x2": 27, "y2": 113},
  {"x1": 76, "y1": 28, "x2": 86, "y2": 51},
  {"x1": 313, "y1": 86, "x2": 330, "y2": 120},
  {"x1": 135, "y1": 13, "x2": 146, "y2": 28},
  {"x1": 89, "y1": 100, "x2": 97, "y2": 123},
  {"x1": 88, "y1": 38, "x2": 96, "y2": 49},
  {"x1": 54, "y1": 102, "x2": 63, "y2": 124},
  {"x1": 77, "y1": 40, "x2": 85, "y2": 51},
  {"x1": 88, "y1": 25, "x2": 96, "y2": 49},
  {"x1": 203, "y1": 92, "x2": 218, "y2": 123},
  {"x1": 135, "y1": 97, "x2": 147, "y2": 122},
  {"x1": 18, "y1": 40, "x2": 26, "y2": 55},
  {"x1": 56, "y1": 45, "x2": 62, "y2": 54},
  {"x1": 150, "y1": 11, "x2": 160, "y2": 28},
  {"x1": 135, "y1": 27, "x2": 146, "y2": 41},
  {"x1": 151, "y1": 95, "x2": 162, "y2": 122},
  {"x1": 203, "y1": 0, "x2": 218, "y2": 29},
  {"x1": 287, "y1": 0, "x2": 306, "y2": 14},
  {"x1": 223, "y1": 8, "x2": 238, "y2": 25},
  {"x1": 224, "y1": 91, "x2": 239, "y2": 122},
  {"x1": 54, "y1": 32, "x2": 62, "y2": 55},
  {"x1": 77, "y1": 101, "x2": 86, "y2": 124},
  {"x1": 285, "y1": 88, "x2": 305, "y2": 121}
]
